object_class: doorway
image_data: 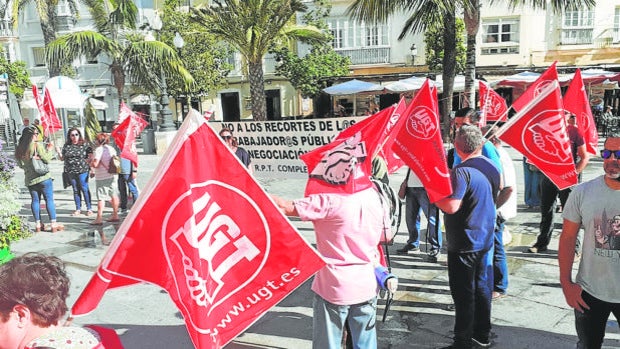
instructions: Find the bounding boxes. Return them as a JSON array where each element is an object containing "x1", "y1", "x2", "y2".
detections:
[
  {"x1": 221, "y1": 92, "x2": 241, "y2": 122},
  {"x1": 266, "y1": 89, "x2": 281, "y2": 120}
]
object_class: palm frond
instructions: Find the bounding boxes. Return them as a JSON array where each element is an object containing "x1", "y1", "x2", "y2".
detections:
[{"x1": 46, "y1": 31, "x2": 120, "y2": 64}]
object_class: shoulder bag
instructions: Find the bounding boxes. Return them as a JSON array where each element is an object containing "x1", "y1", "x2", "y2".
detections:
[{"x1": 32, "y1": 146, "x2": 49, "y2": 175}]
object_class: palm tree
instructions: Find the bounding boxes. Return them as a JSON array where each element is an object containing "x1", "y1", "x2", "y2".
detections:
[
  {"x1": 191, "y1": 0, "x2": 326, "y2": 121},
  {"x1": 46, "y1": 0, "x2": 193, "y2": 104},
  {"x1": 347, "y1": 0, "x2": 457, "y2": 136},
  {"x1": 11, "y1": 0, "x2": 79, "y2": 77}
]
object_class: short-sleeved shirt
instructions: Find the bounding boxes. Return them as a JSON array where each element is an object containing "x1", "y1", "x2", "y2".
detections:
[
  {"x1": 444, "y1": 156, "x2": 500, "y2": 253},
  {"x1": 62, "y1": 143, "x2": 92, "y2": 174},
  {"x1": 497, "y1": 146, "x2": 517, "y2": 220},
  {"x1": 26, "y1": 326, "x2": 102, "y2": 349},
  {"x1": 235, "y1": 147, "x2": 251, "y2": 168},
  {"x1": 567, "y1": 124, "x2": 585, "y2": 163},
  {"x1": 294, "y1": 188, "x2": 387, "y2": 305},
  {"x1": 563, "y1": 176, "x2": 620, "y2": 303},
  {"x1": 93, "y1": 144, "x2": 116, "y2": 180}
]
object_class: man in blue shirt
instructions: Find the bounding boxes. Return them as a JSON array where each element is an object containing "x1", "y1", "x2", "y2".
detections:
[{"x1": 436, "y1": 125, "x2": 501, "y2": 349}]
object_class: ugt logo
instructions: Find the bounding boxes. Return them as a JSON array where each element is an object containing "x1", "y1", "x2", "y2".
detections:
[
  {"x1": 522, "y1": 110, "x2": 571, "y2": 164},
  {"x1": 164, "y1": 181, "x2": 270, "y2": 319},
  {"x1": 405, "y1": 106, "x2": 438, "y2": 140}
]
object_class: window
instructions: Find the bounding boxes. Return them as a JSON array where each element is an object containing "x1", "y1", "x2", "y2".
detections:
[
  {"x1": 32, "y1": 47, "x2": 46, "y2": 67},
  {"x1": 561, "y1": 10, "x2": 594, "y2": 45},
  {"x1": 328, "y1": 18, "x2": 388, "y2": 49},
  {"x1": 482, "y1": 18, "x2": 519, "y2": 44}
]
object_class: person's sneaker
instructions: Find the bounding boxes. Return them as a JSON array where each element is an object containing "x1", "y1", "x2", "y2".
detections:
[
  {"x1": 120, "y1": 208, "x2": 128, "y2": 214},
  {"x1": 472, "y1": 337, "x2": 491, "y2": 348},
  {"x1": 397, "y1": 244, "x2": 420, "y2": 254},
  {"x1": 492, "y1": 291, "x2": 506, "y2": 300},
  {"x1": 525, "y1": 245, "x2": 547, "y2": 253}
]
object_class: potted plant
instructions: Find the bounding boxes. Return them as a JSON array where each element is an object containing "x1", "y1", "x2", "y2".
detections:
[{"x1": 0, "y1": 140, "x2": 31, "y2": 264}]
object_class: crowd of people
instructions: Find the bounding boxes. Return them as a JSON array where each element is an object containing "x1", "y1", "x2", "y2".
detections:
[
  {"x1": 6, "y1": 104, "x2": 619, "y2": 349},
  {"x1": 14, "y1": 126, "x2": 140, "y2": 232}
]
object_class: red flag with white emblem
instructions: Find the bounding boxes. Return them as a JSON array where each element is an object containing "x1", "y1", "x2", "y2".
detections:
[
  {"x1": 496, "y1": 80, "x2": 577, "y2": 190},
  {"x1": 32, "y1": 85, "x2": 62, "y2": 136},
  {"x1": 111, "y1": 102, "x2": 149, "y2": 166},
  {"x1": 71, "y1": 110, "x2": 325, "y2": 348},
  {"x1": 479, "y1": 81, "x2": 508, "y2": 123},
  {"x1": 391, "y1": 79, "x2": 452, "y2": 203},
  {"x1": 563, "y1": 69, "x2": 599, "y2": 155},
  {"x1": 511, "y1": 62, "x2": 558, "y2": 113},
  {"x1": 301, "y1": 99, "x2": 406, "y2": 195}
]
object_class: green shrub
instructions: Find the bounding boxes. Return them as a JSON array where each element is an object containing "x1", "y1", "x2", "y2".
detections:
[{"x1": 0, "y1": 140, "x2": 31, "y2": 250}]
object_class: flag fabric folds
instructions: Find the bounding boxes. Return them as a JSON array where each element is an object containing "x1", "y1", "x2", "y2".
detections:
[
  {"x1": 479, "y1": 81, "x2": 508, "y2": 123},
  {"x1": 301, "y1": 99, "x2": 406, "y2": 196},
  {"x1": 563, "y1": 69, "x2": 599, "y2": 155},
  {"x1": 32, "y1": 85, "x2": 62, "y2": 136},
  {"x1": 111, "y1": 102, "x2": 149, "y2": 166},
  {"x1": 391, "y1": 79, "x2": 452, "y2": 203},
  {"x1": 496, "y1": 80, "x2": 578, "y2": 190},
  {"x1": 511, "y1": 62, "x2": 558, "y2": 113},
  {"x1": 71, "y1": 110, "x2": 325, "y2": 348}
]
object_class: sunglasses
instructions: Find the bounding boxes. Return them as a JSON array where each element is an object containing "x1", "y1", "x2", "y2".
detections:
[
  {"x1": 601, "y1": 149, "x2": 620, "y2": 159},
  {"x1": 221, "y1": 135, "x2": 232, "y2": 140}
]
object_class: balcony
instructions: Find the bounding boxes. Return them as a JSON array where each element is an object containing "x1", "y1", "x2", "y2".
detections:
[
  {"x1": 0, "y1": 20, "x2": 15, "y2": 38},
  {"x1": 335, "y1": 47, "x2": 390, "y2": 65},
  {"x1": 56, "y1": 15, "x2": 76, "y2": 32}
]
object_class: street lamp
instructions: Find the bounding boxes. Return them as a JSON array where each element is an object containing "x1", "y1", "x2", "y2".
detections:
[
  {"x1": 172, "y1": 32, "x2": 186, "y2": 121},
  {"x1": 149, "y1": 13, "x2": 175, "y2": 132}
]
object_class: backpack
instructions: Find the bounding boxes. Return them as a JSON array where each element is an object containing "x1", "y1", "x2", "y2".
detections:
[
  {"x1": 108, "y1": 155, "x2": 121, "y2": 174},
  {"x1": 371, "y1": 178, "x2": 402, "y2": 244}
]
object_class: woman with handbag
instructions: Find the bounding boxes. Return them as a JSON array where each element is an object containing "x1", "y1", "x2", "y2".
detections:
[
  {"x1": 14, "y1": 126, "x2": 63, "y2": 232},
  {"x1": 56, "y1": 127, "x2": 93, "y2": 217},
  {"x1": 89, "y1": 133, "x2": 120, "y2": 225}
]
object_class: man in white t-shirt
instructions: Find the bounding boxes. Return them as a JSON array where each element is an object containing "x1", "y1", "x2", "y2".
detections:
[{"x1": 559, "y1": 134, "x2": 620, "y2": 348}]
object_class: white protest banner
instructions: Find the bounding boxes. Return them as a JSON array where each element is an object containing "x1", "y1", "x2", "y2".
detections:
[{"x1": 213, "y1": 117, "x2": 363, "y2": 179}]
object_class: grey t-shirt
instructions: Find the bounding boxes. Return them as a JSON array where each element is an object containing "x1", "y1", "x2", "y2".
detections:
[{"x1": 563, "y1": 175, "x2": 620, "y2": 303}]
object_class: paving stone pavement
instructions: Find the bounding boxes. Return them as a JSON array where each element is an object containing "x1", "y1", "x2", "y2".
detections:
[{"x1": 7, "y1": 143, "x2": 620, "y2": 349}]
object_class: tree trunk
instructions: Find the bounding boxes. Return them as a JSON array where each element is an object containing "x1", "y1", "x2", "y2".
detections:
[
  {"x1": 441, "y1": 11, "x2": 457, "y2": 140},
  {"x1": 111, "y1": 63, "x2": 125, "y2": 103},
  {"x1": 41, "y1": 6, "x2": 60, "y2": 77},
  {"x1": 248, "y1": 61, "x2": 267, "y2": 121},
  {"x1": 463, "y1": 0, "x2": 480, "y2": 108}
]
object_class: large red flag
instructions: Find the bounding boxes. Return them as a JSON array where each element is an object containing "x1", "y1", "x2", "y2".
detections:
[
  {"x1": 111, "y1": 110, "x2": 149, "y2": 166},
  {"x1": 392, "y1": 79, "x2": 452, "y2": 203},
  {"x1": 32, "y1": 85, "x2": 62, "y2": 136},
  {"x1": 71, "y1": 110, "x2": 325, "y2": 348},
  {"x1": 511, "y1": 62, "x2": 558, "y2": 112},
  {"x1": 496, "y1": 80, "x2": 578, "y2": 190},
  {"x1": 479, "y1": 81, "x2": 508, "y2": 123},
  {"x1": 301, "y1": 99, "x2": 406, "y2": 196},
  {"x1": 563, "y1": 69, "x2": 599, "y2": 155}
]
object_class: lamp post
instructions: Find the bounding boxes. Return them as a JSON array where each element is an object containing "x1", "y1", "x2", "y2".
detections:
[
  {"x1": 149, "y1": 13, "x2": 175, "y2": 132},
  {"x1": 172, "y1": 32, "x2": 186, "y2": 122}
]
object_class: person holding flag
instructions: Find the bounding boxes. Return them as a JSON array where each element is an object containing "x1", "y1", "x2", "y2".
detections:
[
  {"x1": 89, "y1": 133, "x2": 120, "y2": 225},
  {"x1": 435, "y1": 125, "x2": 501, "y2": 349},
  {"x1": 55, "y1": 127, "x2": 94, "y2": 217},
  {"x1": 527, "y1": 111, "x2": 589, "y2": 254}
]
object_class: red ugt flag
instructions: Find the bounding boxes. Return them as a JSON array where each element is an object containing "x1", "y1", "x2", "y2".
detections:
[
  {"x1": 479, "y1": 81, "x2": 508, "y2": 122},
  {"x1": 563, "y1": 68, "x2": 599, "y2": 155},
  {"x1": 71, "y1": 110, "x2": 325, "y2": 348},
  {"x1": 111, "y1": 102, "x2": 149, "y2": 166},
  {"x1": 301, "y1": 99, "x2": 406, "y2": 196},
  {"x1": 496, "y1": 80, "x2": 578, "y2": 190},
  {"x1": 392, "y1": 79, "x2": 452, "y2": 203},
  {"x1": 32, "y1": 85, "x2": 62, "y2": 136},
  {"x1": 511, "y1": 61, "x2": 558, "y2": 113}
]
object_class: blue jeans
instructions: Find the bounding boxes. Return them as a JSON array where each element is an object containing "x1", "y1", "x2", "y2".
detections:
[
  {"x1": 118, "y1": 174, "x2": 139, "y2": 209},
  {"x1": 405, "y1": 187, "x2": 442, "y2": 251},
  {"x1": 28, "y1": 178, "x2": 56, "y2": 222},
  {"x1": 447, "y1": 249, "x2": 493, "y2": 348},
  {"x1": 312, "y1": 294, "x2": 377, "y2": 349},
  {"x1": 494, "y1": 217, "x2": 508, "y2": 294},
  {"x1": 69, "y1": 172, "x2": 92, "y2": 211},
  {"x1": 575, "y1": 290, "x2": 620, "y2": 349},
  {"x1": 523, "y1": 160, "x2": 541, "y2": 207}
]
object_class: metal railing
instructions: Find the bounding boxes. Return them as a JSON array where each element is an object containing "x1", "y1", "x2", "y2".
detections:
[
  {"x1": 0, "y1": 20, "x2": 15, "y2": 38},
  {"x1": 335, "y1": 47, "x2": 390, "y2": 65}
]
